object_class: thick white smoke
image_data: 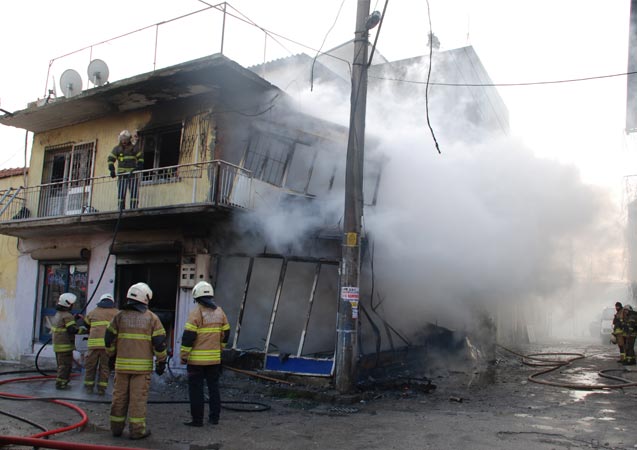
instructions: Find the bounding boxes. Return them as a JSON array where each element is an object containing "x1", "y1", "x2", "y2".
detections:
[{"x1": 243, "y1": 54, "x2": 623, "y2": 342}]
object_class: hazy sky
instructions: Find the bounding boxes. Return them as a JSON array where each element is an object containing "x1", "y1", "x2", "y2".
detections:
[{"x1": 0, "y1": 0, "x2": 632, "y2": 199}]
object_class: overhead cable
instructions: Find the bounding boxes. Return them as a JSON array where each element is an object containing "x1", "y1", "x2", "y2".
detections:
[{"x1": 370, "y1": 70, "x2": 637, "y2": 88}]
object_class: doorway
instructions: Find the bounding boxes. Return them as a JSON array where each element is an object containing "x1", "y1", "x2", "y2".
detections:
[{"x1": 115, "y1": 262, "x2": 179, "y2": 354}]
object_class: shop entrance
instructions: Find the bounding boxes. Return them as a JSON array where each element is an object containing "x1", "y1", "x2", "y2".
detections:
[{"x1": 115, "y1": 262, "x2": 179, "y2": 354}]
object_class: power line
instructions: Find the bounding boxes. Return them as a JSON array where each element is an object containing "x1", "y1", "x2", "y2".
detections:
[
  {"x1": 370, "y1": 70, "x2": 637, "y2": 87},
  {"x1": 311, "y1": 0, "x2": 347, "y2": 91},
  {"x1": 424, "y1": 0, "x2": 441, "y2": 154}
]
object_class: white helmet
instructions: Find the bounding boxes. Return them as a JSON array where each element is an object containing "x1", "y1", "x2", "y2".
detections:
[
  {"x1": 99, "y1": 293, "x2": 114, "y2": 302},
  {"x1": 58, "y1": 292, "x2": 77, "y2": 308},
  {"x1": 118, "y1": 129, "x2": 132, "y2": 143},
  {"x1": 192, "y1": 281, "x2": 214, "y2": 299},
  {"x1": 127, "y1": 282, "x2": 152, "y2": 305}
]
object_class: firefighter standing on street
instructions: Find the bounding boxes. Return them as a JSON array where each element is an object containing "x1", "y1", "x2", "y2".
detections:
[
  {"x1": 180, "y1": 281, "x2": 230, "y2": 426},
  {"x1": 51, "y1": 293, "x2": 86, "y2": 390},
  {"x1": 83, "y1": 293, "x2": 119, "y2": 395},
  {"x1": 612, "y1": 302, "x2": 625, "y2": 363},
  {"x1": 622, "y1": 305, "x2": 637, "y2": 366},
  {"x1": 108, "y1": 129, "x2": 143, "y2": 210},
  {"x1": 105, "y1": 282, "x2": 167, "y2": 440}
]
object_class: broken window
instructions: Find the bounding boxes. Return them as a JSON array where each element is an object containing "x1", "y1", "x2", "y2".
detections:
[
  {"x1": 140, "y1": 125, "x2": 182, "y2": 183},
  {"x1": 37, "y1": 263, "x2": 88, "y2": 342},
  {"x1": 243, "y1": 132, "x2": 294, "y2": 186},
  {"x1": 39, "y1": 142, "x2": 95, "y2": 216}
]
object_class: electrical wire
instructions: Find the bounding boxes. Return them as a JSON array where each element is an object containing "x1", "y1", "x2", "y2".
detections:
[
  {"x1": 424, "y1": 0, "x2": 441, "y2": 155},
  {"x1": 310, "y1": 0, "x2": 347, "y2": 92},
  {"x1": 370, "y1": 70, "x2": 637, "y2": 88}
]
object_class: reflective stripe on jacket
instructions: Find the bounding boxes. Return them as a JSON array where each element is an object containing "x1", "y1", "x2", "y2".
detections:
[
  {"x1": 180, "y1": 303, "x2": 229, "y2": 365},
  {"x1": 106, "y1": 309, "x2": 167, "y2": 373},
  {"x1": 51, "y1": 310, "x2": 77, "y2": 353},
  {"x1": 107, "y1": 143, "x2": 143, "y2": 174},
  {"x1": 85, "y1": 306, "x2": 119, "y2": 349}
]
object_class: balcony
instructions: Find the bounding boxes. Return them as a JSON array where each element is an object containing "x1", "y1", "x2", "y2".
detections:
[{"x1": 0, "y1": 160, "x2": 253, "y2": 238}]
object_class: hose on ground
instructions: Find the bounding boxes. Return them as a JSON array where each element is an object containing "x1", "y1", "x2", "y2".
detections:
[{"x1": 498, "y1": 345, "x2": 637, "y2": 390}]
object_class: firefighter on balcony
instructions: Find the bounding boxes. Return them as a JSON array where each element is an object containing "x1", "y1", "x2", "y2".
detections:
[
  {"x1": 180, "y1": 281, "x2": 230, "y2": 427},
  {"x1": 108, "y1": 129, "x2": 143, "y2": 210},
  {"x1": 83, "y1": 293, "x2": 119, "y2": 395},
  {"x1": 51, "y1": 293, "x2": 87, "y2": 390},
  {"x1": 105, "y1": 282, "x2": 167, "y2": 440}
]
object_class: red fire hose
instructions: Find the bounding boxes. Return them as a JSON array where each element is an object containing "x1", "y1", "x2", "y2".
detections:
[{"x1": 0, "y1": 373, "x2": 149, "y2": 450}]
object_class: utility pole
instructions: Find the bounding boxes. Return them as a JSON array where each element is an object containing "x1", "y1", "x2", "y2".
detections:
[{"x1": 335, "y1": 0, "x2": 375, "y2": 393}]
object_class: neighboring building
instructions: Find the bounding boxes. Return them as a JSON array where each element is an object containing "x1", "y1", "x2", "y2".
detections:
[{"x1": 0, "y1": 167, "x2": 27, "y2": 359}]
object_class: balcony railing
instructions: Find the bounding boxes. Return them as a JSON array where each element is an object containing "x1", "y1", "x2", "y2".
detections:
[{"x1": 0, "y1": 160, "x2": 253, "y2": 223}]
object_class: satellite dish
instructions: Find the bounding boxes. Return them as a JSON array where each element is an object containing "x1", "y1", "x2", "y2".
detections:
[
  {"x1": 87, "y1": 59, "x2": 109, "y2": 87},
  {"x1": 59, "y1": 69, "x2": 83, "y2": 98}
]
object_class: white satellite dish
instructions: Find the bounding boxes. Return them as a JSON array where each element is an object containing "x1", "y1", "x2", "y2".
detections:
[
  {"x1": 59, "y1": 69, "x2": 83, "y2": 98},
  {"x1": 87, "y1": 59, "x2": 109, "y2": 87}
]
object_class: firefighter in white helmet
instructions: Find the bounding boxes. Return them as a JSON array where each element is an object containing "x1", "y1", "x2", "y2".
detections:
[
  {"x1": 107, "y1": 129, "x2": 143, "y2": 210},
  {"x1": 180, "y1": 281, "x2": 230, "y2": 426},
  {"x1": 83, "y1": 293, "x2": 119, "y2": 395},
  {"x1": 51, "y1": 292, "x2": 87, "y2": 390},
  {"x1": 105, "y1": 282, "x2": 166, "y2": 440}
]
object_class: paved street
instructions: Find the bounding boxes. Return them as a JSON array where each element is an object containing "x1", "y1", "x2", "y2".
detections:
[{"x1": 1, "y1": 340, "x2": 637, "y2": 449}]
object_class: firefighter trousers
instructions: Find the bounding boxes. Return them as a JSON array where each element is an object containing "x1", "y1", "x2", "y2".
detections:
[
  {"x1": 187, "y1": 364, "x2": 221, "y2": 423},
  {"x1": 625, "y1": 335, "x2": 636, "y2": 363},
  {"x1": 55, "y1": 351, "x2": 73, "y2": 388},
  {"x1": 84, "y1": 349, "x2": 111, "y2": 392},
  {"x1": 110, "y1": 372, "x2": 150, "y2": 438}
]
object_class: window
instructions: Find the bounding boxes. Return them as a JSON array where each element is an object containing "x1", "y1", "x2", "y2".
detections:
[
  {"x1": 38, "y1": 263, "x2": 88, "y2": 342},
  {"x1": 243, "y1": 133, "x2": 294, "y2": 186},
  {"x1": 40, "y1": 142, "x2": 95, "y2": 216},
  {"x1": 140, "y1": 125, "x2": 182, "y2": 182}
]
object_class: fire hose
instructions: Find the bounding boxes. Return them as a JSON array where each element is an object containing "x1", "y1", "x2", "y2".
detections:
[
  {"x1": 0, "y1": 369, "x2": 271, "y2": 450},
  {"x1": 498, "y1": 345, "x2": 637, "y2": 390}
]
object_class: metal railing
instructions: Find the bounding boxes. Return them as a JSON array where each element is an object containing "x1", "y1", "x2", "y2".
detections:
[{"x1": 0, "y1": 160, "x2": 253, "y2": 223}]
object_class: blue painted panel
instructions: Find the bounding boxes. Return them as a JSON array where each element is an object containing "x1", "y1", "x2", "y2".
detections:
[{"x1": 265, "y1": 354, "x2": 334, "y2": 376}]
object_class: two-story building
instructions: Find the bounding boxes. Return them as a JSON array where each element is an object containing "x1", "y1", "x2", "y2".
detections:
[{"x1": 0, "y1": 53, "x2": 364, "y2": 376}]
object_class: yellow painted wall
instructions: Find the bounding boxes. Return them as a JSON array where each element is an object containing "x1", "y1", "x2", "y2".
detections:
[
  {"x1": 0, "y1": 173, "x2": 21, "y2": 297},
  {"x1": 0, "y1": 172, "x2": 23, "y2": 358},
  {"x1": 29, "y1": 111, "x2": 152, "y2": 186}
]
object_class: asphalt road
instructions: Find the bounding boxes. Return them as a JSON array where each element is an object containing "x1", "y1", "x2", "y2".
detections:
[{"x1": 2, "y1": 340, "x2": 637, "y2": 450}]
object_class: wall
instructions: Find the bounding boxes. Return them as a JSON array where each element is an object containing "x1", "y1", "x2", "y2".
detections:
[{"x1": 0, "y1": 172, "x2": 24, "y2": 359}]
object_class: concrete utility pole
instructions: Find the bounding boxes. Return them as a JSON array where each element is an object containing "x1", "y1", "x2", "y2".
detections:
[{"x1": 335, "y1": 0, "x2": 374, "y2": 393}]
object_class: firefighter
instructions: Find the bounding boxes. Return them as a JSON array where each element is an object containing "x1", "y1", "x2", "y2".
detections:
[
  {"x1": 51, "y1": 293, "x2": 86, "y2": 390},
  {"x1": 83, "y1": 293, "x2": 119, "y2": 395},
  {"x1": 623, "y1": 305, "x2": 636, "y2": 366},
  {"x1": 107, "y1": 129, "x2": 143, "y2": 210},
  {"x1": 612, "y1": 301, "x2": 625, "y2": 363},
  {"x1": 105, "y1": 282, "x2": 167, "y2": 440},
  {"x1": 180, "y1": 281, "x2": 230, "y2": 427}
]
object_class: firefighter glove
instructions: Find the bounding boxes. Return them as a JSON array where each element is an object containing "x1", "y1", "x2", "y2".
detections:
[
  {"x1": 155, "y1": 362, "x2": 166, "y2": 376},
  {"x1": 136, "y1": 161, "x2": 143, "y2": 171},
  {"x1": 110, "y1": 168, "x2": 116, "y2": 178}
]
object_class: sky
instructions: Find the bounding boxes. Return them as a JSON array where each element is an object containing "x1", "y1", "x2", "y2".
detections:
[
  {"x1": 0, "y1": 0, "x2": 634, "y2": 335},
  {"x1": 0, "y1": 1, "x2": 632, "y2": 193}
]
